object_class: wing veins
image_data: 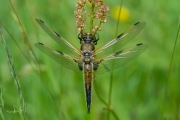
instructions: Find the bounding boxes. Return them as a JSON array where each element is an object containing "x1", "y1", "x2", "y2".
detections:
[
  {"x1": 94, "y1": 22, "x2": 146, "y2": 57},
  {"x1": 35, "y1": 43, "x2": 81, "y2": 73},
  {"x1": 94, "y1": 43, "x2": 148, "y2": 74},
  {"x1": 36, "y1": 18, "x2": 81, "y2": 55}
]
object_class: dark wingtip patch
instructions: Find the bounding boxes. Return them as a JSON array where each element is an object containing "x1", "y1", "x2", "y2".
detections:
[
  {"x1": 134, "y1": 22, "x2": 140, "y2": 25},
  {"x1": 39, "y1": 19, "x2": 44, "y2": 23},
  {"x1": 54, "y1": 31, "x2": 61, "y2": 38},
  {"x1": 116, "y1": 33, "x2": 123, "y2": 40},
  {"x1": 38, "y1": 42, "x2": 44, "y2": 45},
  {"x1": 36, "y1": 18, "x2": 44, "y2": 23},
  {"x1": 137, "y1": 43, "x2": 143, "y2": 46},
  {"x1": 56, "y1": 50, "x2": 63, "y2": 55}
]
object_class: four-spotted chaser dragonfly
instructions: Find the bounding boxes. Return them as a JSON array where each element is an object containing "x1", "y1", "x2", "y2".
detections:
[{"x1": 35, "y1": 19, "x2": 148, "y2": 114}]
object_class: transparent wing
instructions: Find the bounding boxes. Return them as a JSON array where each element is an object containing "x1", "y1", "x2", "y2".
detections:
[
  {"x1": 94, "y1": 22, "x2": 146, "y2": 58},
  {"x1": 35, "y1": 43, "x2": 82, "y2": 73},
  {"x1": 36, "y1": 19, "x2": 81, "y2": 56},
  {"x1": 94, "y1": 43, "x2": 148, "y2": 74}
]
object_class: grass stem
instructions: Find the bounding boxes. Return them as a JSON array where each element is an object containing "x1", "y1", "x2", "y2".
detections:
[
  {"x1": 0, "y1": 87, "x2": 6, "y2": 120},
  {"x1": 163, "y1": 21, "x2": 180, "y2": 118},
  {"x1": 0, "y1": 27, "x2": 27, "y2": 120}
]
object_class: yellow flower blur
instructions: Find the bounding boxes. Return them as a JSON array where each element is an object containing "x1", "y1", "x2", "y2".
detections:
[{"x1": 111, "y1": 6, "x2": 130, "y2": 22}]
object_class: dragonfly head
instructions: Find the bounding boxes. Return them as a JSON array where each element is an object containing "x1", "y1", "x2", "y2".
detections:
[{"x1": 78, "y1": 32, "x2": 99, "y2": 45}]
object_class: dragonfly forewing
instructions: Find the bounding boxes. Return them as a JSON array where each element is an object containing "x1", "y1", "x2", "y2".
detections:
[
  {"x1": 94, "y1": 22, "x2": 146, "y2": 58},
  {"x1": 36, "y1": 19, "x2": 81, "y2": 56},
  {"x1": 94, "y1": 43, "x2": 148, "y2": 74}
]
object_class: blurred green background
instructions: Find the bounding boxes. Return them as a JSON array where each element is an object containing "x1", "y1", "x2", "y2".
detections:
[{"x1": 0, "y1": 0, "x2": 179, "y2": 120}]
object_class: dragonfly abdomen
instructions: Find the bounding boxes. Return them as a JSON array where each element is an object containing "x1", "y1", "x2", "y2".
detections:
[{"x1": 83, "y1": 63, "x2": 93, "y2": 114}]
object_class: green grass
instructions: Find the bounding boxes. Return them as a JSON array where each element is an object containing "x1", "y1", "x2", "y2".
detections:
[{"x1": 0, "y1": 0, "x2": 180, "y2": 120}]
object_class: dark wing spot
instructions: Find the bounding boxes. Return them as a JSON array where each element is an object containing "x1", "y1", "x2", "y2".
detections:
[
  {"x1": 56, "y1": 50, "x2": 63, "y2": 55},
  {"x1": 116, "y1": 33, "x2": 123, "y2": 40},
  {"x1": 137, "y1": 43, "x2": 143, "y2": 46},
  {"x1": 38, "y1": 42, "x2": 44, "y2": 45},
  {"x1": 35, "y1": 18, "x2": 44, "y2": 23},
  {"x1": 54, "y1": 31, "x2": 61, "y2": 38},
  {"x1": 114, "y1": 50, "x2": 122, "y2": 56},
  {"x1": 39, "y1": 19, "x2": 44, "y2": 23},
  {"x1": 73, "y1": 59, "x2": 77, "y2": 63},
  {"x1": 134, "y1": 22, "x2": 140, "y2": 26}
]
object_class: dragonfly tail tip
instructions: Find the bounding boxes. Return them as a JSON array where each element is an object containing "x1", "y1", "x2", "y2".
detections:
[{"x1": 87, "y1": 108, "x2": 90, "y2": 114}]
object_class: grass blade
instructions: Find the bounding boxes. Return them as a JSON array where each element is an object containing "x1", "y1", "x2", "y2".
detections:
[
  {"x1": 0, "y1": 21, "x2": 41, "y2": 76},
  {"x1": 0, "y1": 87, "x2": 6, "y2": 120},
  {"x1": 94, "y1": 80, "x2": 120, "y2": 120},
  {"x1": 163, "y1": 21, "x2": 180, "y2": 118},
  {"x1": 8, "y1": 1, "x2": 66, "y2": 118},
  {"x1": 0, "y1": 27, "x2": 27, "y2": 120},
  {"x1": 9, "y1": 0, "x2": 39, "y2": 66},
  {"x1": 94, "y1": 81, "x2": 108, "y2": 106}
]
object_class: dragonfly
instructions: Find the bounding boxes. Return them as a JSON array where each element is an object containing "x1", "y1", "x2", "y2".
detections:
[{"x1": 35, "y1": 18, "x2": 148, "y2": 114}]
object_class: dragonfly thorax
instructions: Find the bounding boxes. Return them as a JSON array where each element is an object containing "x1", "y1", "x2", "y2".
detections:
[
  {"x1": 80, "y1": 42, "x2": 94, "y2": 64},
  {"x1": 81, "y1": 52, "x2": 93, "y2": 63}
]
